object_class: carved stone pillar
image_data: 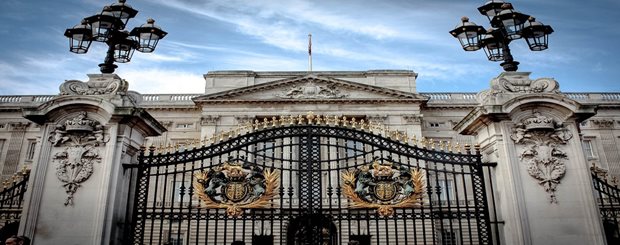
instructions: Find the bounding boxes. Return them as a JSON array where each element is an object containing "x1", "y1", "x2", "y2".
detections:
[
  {"x1": 455, "y1": 72, "x2": 605, "y2": 245},
  {"x1": 20, "y1": 74, "x2": 165, "y2": 245}
]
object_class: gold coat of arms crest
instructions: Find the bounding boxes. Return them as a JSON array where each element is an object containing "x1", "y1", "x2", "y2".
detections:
[
  {"x1": 342, "y1": 160, "x2": 425, "y2": 217},
  {"x1": 193, "y1": 159, "x2": 279, "y2": 217}
]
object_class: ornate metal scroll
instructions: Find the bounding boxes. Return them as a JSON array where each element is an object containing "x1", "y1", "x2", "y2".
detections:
[
  {"x1": 193, "y1": 160, "x2": 279, "y2": 217},
  {"x1": 511, "y1": 111, "x2": 573, "y2": 203},
  {"x1": 49, "y1": 112, "x2": 108, "y2": 205},
  {"x1": 342, "y1": 160, "x2": 425, "y2": 217}
]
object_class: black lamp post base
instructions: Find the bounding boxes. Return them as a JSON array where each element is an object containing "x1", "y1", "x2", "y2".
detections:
[
  {"x1": 500, "y1": 60, "x2": 520, "y2": 72},
  {"x1": 99, "y1": 63, "x2": 118, "y2": 74}
]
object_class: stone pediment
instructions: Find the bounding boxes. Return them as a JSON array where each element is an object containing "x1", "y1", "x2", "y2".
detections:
[{"x1": 193, "y1": 75, "x2": 426, "y2": 103}]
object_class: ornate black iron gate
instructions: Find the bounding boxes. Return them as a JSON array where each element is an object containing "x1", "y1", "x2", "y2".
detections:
[
  {"x1": 127, "y1": 115, "x2": 495, "y2": 245},
  {"x1": 591, "y1": 166, "x2": 620, "y2": 244},
  {"x1": 0, "y1": 168, "x2": 30, "y2": 241}
]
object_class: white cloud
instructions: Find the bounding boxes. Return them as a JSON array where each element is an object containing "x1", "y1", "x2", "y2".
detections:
[
  {"x1": 130, "y1": 50, "x2": 193, "y2": 63},
  {"x1": 0, "y1": 61, "x2": 59, "y2": 94},
  {"x1": 151, "y1": 0, "x2": 448, "y2": 55},
  {"x1": 117, "y1": 68, "x2": 205, "y2": 94}
]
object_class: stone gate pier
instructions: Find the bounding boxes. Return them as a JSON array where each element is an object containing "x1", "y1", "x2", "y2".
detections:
[{"x1": 455, "y1": 72, "x2": 606, "y2": 245}]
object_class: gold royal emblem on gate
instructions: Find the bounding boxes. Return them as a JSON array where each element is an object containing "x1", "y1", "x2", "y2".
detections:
[
  {"x1": 223, "y1": 169, "x2": 250, "y2": 202},
  {"x1": 194, "y1": 159, "x2": 279, "y2": 217},
  {"x1": 342, "y1": 159, "x2": 425, "y2": 217}
]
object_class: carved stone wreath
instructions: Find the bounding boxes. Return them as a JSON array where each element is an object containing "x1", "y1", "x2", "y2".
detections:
[
  {"x1": 193, "y1": 160, "x2": 280, "y2": 217},
  {"x1": 511, "y1": 111, "x2": 572, "y2": 204},
  {"x1": 49, "y1": 112, "x2": 108, "y2": 206},
  {"x1": 278, "y1": 82, "x2": 348, "y2": 99},
  {"x1": 342, "y1": 160, "x2": 425, "y2": 217}
]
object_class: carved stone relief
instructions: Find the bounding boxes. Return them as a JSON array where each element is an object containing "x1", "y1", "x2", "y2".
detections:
[
  {"x1": 201, "y1": 115, "x2": 220, "y2": 126},
  {"x1": 60, "y1": 74, "x2": 129, "y2": 96},
  {"x1": 367, "y1": 115, "x2": 388, "y2": 125},
  {"x1": 158, "y1": 121, "x2": 174, "y2": 129},
  {"x1": 402, "y1": 114, "x2": 423, "y2": 124},
  {"x1": 277, "y1": 82, "x2": 348, "y2": 99},
  {"x1": 489, "y1": 72, "x2": 559, "y2": 94},
  {"x1": 477, "y1": 73, "x2": 561, "y2": 103},
  {"x1": 234, "y1": 116, "x2": 253, "y2": 125},
  {"x1": 510, "y1": 111, "x2": 572, "y2": 204},
  {"x1": 9, "y1": 122, "x2": 31, "y2": 131},
  {"x1": 496, "y1": 77, "x2": 558, "y2": 93},
  {"x1": 591, "y1": 119, "x2": 614, "y2": 129},
  {"x1": 590, "y1": 162, "x2": 608, "y2": 179},
  {"x1": 49, "y1": 112, "x2": 108, "y2": 206}
]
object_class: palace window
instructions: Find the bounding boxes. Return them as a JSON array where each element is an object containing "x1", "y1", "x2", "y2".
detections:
[
  {"x1": 175, "y1": 123, "x2": 194, "y2": 129},
  {"x1": 349, "y1": 235, "x2": 371, "y2": 245},
  {"x1": 25, "y1": 140, "x2": 36, "y2": 161},
  {"x1": 438, "y1": 179, "x2": 455, "y2": 202},
  {"x1": 173, "y1": 181, "x2": 190, "y2": 203},
  {"x1": 440, "y1": 228, "x2": 461, "y2": 245},
  {"x1": 346, "y1": 140, "x2": 364, "y2": 158},
  {"x1": 167, "y1": 232, "x2": 184, "y2": 245},
  {"x1": 258, "y1": 139, "x2": 276, "y2": 157},
  {"x1": 429, "y1": 122, "x2": 442, "y2": 128},
  {"x1": 582, "y1": 139, "x2": 596, "y2": 159}
]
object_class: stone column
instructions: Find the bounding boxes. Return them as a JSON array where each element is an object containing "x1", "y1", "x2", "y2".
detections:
[
  {"x1": 455, "y1": 72, "x2": 605, "y2": 245},
  {"x1": 19, "y1": 74, "x2": 165, "y2": 244}
]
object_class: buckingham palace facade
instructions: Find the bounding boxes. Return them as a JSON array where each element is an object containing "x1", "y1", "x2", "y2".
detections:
[{"x1": 0, "y1": 70, "x2": 618, "y2": 244}]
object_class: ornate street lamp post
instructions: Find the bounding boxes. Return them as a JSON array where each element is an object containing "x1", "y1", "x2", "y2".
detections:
[
  {"x1": 64, "y1": 0, "x2": 167, "y2": 73},
  {"x1": 449, "y1": 0, "x2": 553, "y2": 72}
]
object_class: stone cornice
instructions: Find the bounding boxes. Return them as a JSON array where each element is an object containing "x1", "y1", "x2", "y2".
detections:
[
  {"x1": 140, "y1": 106, "x2": 200, "y2": 111},
  {"x1": 204, "y1": 70, "x2": 418, "y2": 79},
  {"x1": 195, "y1": 99, "x2": 425, "y2": 105},
  {"x1": 455, "y1": 93, "x2": 598, "y2": 135},
  {"x1": 193, "y1": 74, "x2": 427, "y2": 103},
  {"x1": 423, "y1": 104, "x2": 477, "y2": 110},
  {"x1": 9, "y1": 122, "x2": 31, "y2": 131},
  {"x1": 590, "y1": 119, "x2": 615, "y2": 129}
]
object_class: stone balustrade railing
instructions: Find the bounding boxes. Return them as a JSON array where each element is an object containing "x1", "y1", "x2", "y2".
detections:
[
  {"x1": 1, "y1": 93, "x2": 620, "y2": 106},
  {"x1": 139, "y1": 94, "x2": 201, "y2": 104},
  {"x1": 421, "y1": 92, "x2": 620, "y2": 105},
  {"x1": 421, "y1": 93, "x2": 479, "y2": 103},
  {"x1": 0, "y1": 95, "x2": 56, "y2": 104}
]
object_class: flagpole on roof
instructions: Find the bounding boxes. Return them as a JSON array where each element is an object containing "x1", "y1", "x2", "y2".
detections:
[{"x1": 308, "y1": 33, "x2": 312, "y2": 73}]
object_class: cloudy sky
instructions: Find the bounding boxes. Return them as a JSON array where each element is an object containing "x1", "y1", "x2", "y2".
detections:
[{"x1": 1, "y1": 0, "x2": 618, "y2": 95}]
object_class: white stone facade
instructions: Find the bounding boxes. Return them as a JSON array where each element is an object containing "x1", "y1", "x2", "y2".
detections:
[
  {"x1": 3, "y1": 71, "x2": 618, "y2": 181},
  {"x1": 0, "y1": 70, "x2": 617, "y2": 244}
]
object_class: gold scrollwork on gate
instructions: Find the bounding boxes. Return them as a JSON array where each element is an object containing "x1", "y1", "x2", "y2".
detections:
[
  {"x1": 342, "y1": 160, "x2": 425, "y2": 217},
  {"x1": 193, "y1": 161, "x2": 279, "y2": 217}
]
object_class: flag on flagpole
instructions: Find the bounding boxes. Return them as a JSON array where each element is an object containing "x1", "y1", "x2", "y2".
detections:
[{"x1": 308, "y1": 34, "x2": 312, "y2": 56}]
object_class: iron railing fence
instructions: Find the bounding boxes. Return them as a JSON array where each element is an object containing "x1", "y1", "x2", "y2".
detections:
[
  {"x1": 591, "y1": 168, "x2": 620, "y2": 245},
  {"x1": 0, "y1": 168, "x2": 30, "y2": 233}
]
